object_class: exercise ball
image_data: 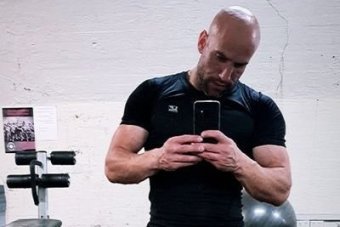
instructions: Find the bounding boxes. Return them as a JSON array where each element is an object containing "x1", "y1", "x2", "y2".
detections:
[{"x1": 242, "y1": 191, "x2": 297, "y2": 227}]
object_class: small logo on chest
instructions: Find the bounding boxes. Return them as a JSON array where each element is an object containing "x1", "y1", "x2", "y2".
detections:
[{"x1": 168, "y1": 105, "x2": 178, "y2": 113}]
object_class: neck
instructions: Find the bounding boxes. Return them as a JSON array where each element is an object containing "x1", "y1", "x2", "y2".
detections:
[{"x1": 187, "y1": 68, "x2": 199, "y2": 89}]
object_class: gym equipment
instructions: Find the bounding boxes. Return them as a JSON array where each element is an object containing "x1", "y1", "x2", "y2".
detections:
[
  {"x1": 242, "y1": 191, "x2": 297, "y2": 227},
  {"x1": 0, "y1": 185, "x2": 5, "y2": 227},
  {"x1": 6, "y1": 151, "x2": 76, "y2": 227}
]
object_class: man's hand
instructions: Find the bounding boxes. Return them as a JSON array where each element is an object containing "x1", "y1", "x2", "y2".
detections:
[
  {"x1": 158, "y1": 135, "x2": 205, "y2": 171},
  {"x1": 198, "y1": 130, "x2": 243, "y2": 172}
]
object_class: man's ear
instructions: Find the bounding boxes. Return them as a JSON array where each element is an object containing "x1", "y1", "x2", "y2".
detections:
[{"x1": 198, "y1": 30, "x2": 208, "y2": 54}]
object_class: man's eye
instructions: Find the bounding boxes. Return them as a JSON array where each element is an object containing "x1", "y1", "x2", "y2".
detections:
[
  {"x1": 216, "y1": 53, "x2": 227, "y2": 62},
  {"x1": 234, "y1": 63, "x2": 246, "y2": 68}
]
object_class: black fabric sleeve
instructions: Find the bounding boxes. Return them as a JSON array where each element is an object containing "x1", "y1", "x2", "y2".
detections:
[
  {"x1": 121, "y1": 79, "x2": 158, "y2": 131},
  {"x1": 252, "y1": 93, "x2": 286, "y2": 148}
]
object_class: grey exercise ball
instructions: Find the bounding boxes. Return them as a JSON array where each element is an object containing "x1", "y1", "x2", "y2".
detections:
[{"x1": 242, "y1": 191, "x2": 297, "y2": 227}]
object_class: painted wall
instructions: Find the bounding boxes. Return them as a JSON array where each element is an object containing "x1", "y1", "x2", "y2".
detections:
[{"x1": 0, "y1": 0, "x2": 339, "y2": 226}]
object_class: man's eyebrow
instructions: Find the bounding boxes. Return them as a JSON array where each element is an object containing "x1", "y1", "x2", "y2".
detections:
[{"x1": 216, "y1": 51, "x2": 249, "y2": 66}]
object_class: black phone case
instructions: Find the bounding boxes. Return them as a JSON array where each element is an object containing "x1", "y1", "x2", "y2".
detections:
[{"x1": 193, "y1": 100, "x2": 221, "y2": 135}]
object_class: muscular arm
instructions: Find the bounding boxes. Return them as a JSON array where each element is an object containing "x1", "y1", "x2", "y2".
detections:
[
  {"x1": 105, "y1": 124, "x2": 205, "y2": 184},
  {"x1": 234, "y1": 144, "x2": 292, "y2": 206},
  {"x1": 199, "y1": 131, "x2": 292, "y2": 206},
  {"x1": 105, "y1": 124, "x2": 160, "y2": 184}
]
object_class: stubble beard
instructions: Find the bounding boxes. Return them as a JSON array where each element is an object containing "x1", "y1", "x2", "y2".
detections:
[{"x1": 196, "y1": 69, "x2": 223, "y2": 98}]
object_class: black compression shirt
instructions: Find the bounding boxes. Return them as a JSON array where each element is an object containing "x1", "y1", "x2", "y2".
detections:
[{"x1": 121, "y1": 71, "x2": 286, "y2": 227}]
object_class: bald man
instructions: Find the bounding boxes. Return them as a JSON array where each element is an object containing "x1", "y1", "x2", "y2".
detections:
[{"x1": 105, "y1": 6, "x2": 292, "y2": 227}]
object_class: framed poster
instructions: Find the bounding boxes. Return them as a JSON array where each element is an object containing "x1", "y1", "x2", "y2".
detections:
[{"x1": 2, "y1": 107, "x2": 36, "y2": 153}]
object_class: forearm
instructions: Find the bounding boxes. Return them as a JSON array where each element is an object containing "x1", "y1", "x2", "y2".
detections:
[
  {"x1": 105, "y1": 125, "x2": 205, "y2": 184},
  {"x1": 234, "y1": 151, "x2": 292, "y2": 205},
  {"x1": 105, "y1": 148, "x2": 161, "y2": 184}
]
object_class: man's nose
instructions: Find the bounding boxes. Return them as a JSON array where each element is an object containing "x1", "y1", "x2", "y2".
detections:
[{"x1": 219, "y1": 64, "x2": 234, "y2": 82}]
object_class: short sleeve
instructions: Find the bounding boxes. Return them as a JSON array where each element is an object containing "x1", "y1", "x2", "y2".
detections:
[
  {"x1": 121, "y1": 79, "x2": 158, "y2": 131},
  {"x1": 252, "y1": 94, "x2": 286, "y2": 148}
]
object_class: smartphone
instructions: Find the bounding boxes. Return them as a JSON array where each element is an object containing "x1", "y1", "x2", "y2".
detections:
[{"x1": 193, "y1": 100, "x2": 221, "y2": 140}]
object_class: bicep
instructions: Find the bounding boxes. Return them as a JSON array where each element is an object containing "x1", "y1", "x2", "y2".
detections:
[
  {"x1": 105, "y1": 124, "x2": 152, "y2": 183},
  {"x1": 248, "y1": 145, "x2": 292, "y2": 204},
  {"x1": 108, "y1": 124, "x2": 149, "y2": 157},
  {"x1": 253, "y1": 145, "x2": 290, "y2": 169}
]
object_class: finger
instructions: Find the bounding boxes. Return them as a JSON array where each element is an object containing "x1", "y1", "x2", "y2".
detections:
[
  {"x1": 175, "y1": 143, "x2": 205, "y2": 154},
  {"x1": 171, "y1": 134, "x2": 203, "y2": 144},
  {"x1": 201, "y1": 130, "x2": 227, "y2": 142},
  {"x1": 174, "y1": 154, "x2": 203, "y2": 163},
  {"x1": 198, "y1": 151, "x2": 219, "y2": 161},
  {"x1": 162, "y1": 154, "x2": 201, "y2": 164},
  {"x1": 160, "y1": 154, "x2": 202, "y2": 171},
  {"x1": 201, "y1": 143, "x2": 219, "y2": 153},
  {"x1": 170, "y1": 160, "x2": 202, "y2": 171}
]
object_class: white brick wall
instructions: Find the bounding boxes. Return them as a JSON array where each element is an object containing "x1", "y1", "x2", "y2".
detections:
[{"x1": 1, "y1": 1, "x2": 340, "y2": 226}]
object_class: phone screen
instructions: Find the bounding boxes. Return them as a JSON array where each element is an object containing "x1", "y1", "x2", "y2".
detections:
[{"x1": 193, "y1": 100, "x2": 220, "y2": 136}]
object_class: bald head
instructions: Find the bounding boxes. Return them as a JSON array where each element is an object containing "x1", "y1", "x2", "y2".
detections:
[
  {"x1": 218, "y1": 6, "x2": 257, "y2": 24},
  {"x1": 190, "y1": 6, "x2": 262, "y2": 96},
  {"x1": 209, "y1": 6, "x2": 261, "y2": 50}
]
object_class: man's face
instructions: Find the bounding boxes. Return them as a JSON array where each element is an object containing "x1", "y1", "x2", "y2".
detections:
[{"x1": 195, "y1": 28, "x2": 257, "y2": 97}]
